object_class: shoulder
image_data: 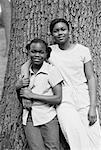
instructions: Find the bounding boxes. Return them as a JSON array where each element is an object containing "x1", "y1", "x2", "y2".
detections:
[
  {"x1": 46, "y1": 62, "x2": 57, "y2": 72},
  {"x1": 21, "y1": 59, "x2": 31, "y2": 78},
  {"x1": 21, "y1": 60, "x2": 31, "y2": 71},
  {"x1": 76, "y1": 43, "x2": 90, "y2": 51},
  {"x1": 46, "y1": 62, "x2": 63, "y2": 86},
  {"x1": 75, "y1": 43, "x2": 88, "y2": 50},
  {"x1": 45, "y1": 62, "x2": 60, "y2": 76},
  {"x1": 75, "y1": 44, "x2": 91, "y2": 55},
  {"x1": 49, "y1": 44, "x2": 58, "y2": 50}
]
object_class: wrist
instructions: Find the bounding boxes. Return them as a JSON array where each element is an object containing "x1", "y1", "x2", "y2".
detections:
[
  {"x1": 30, "y1": 92, "x2": 34, "y2": 100},
  {"x1": 18, "y1": 80, "x2": 23, "y2": 88},
  {"x1": 30, "y1": 93, "x2": 37, "y2": 102},
  {"x1": 90, "y1": 104, "x2": 96, "y2": 109},
  {"x1": 16, "y1": 82, "x2": 22, "y2": 90}
]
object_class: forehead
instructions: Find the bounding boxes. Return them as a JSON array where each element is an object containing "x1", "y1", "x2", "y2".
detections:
[
  {"x1": 30, "y1": 42, "x2": 46, "y2": 49},
  {"x1": 53, "y1": 22, "x2": 68, "y2": 29}
]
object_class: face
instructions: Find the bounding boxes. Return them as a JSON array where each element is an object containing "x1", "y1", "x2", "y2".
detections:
[
  {"x1": 52, "y1": 22, "x2": 69, "y2": 44},
  {"x1": 29, "y1": 42, "x2": 47, "y2": 66}
]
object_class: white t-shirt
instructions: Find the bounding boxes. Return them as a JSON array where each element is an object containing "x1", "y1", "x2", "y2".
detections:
[{"x1": 49, "y1": 44, "x2": 92, "y2": 109}]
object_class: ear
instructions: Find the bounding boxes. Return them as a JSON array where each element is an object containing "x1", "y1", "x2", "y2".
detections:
[
  {"x1": 48, "y1": 47, "x2": 52, "y2": 53},
  {"x1": 26, "y1": 43, "x2": 30, "y2": 51},
  {"x1": 46, "y1": 47, "x2": 52, "y2": 59}
]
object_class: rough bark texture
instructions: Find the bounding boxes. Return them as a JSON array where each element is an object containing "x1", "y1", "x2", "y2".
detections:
[{"x1": 0, "y1": 0, "x2": 101, "y2": 149}]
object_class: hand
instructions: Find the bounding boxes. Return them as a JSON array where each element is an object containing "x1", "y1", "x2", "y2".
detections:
[
  {"x1": 16, "y1": 78, "x2": 30, "y2": 89},
  {"x1": 22, "y1": 99, "x2": 32, "y2": 110},
  {"x1": 21, "y1": 78, "x2": 30, "y2": 87},
  {"x1": 88, "y1": 106, "x2": 97, "y2": 126},
  {"x1": 20, "y1": 88, "x2": 32, "y2": 99}
]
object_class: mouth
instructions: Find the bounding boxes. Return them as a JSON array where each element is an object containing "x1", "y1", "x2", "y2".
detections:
[
  {"x1": 32, "y1": 57, "x2": 41, "y2": 62},
  {"x1": 58, "y1": 36, "x2": 65, "y2": 40},
  {"x1": 34, "y1": 59, "x2": 41, "y2": 62}
]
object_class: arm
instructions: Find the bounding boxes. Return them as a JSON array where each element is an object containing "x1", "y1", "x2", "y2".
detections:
[
  {"x1": 16, "y1": 75, "x2": 31, "y2": 110},
  {"x1": 84, "y1": 60, "x2": 97, "y2": 125},
  {"x1": 20, "y1": 82, "x2": 62, "y2": 105}
]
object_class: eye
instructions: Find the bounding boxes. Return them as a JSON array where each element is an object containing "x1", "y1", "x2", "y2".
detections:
[
  {"x1": 37, "y1": 50, "x2": 44, "y2": 54},
  {"x1": 53, "y1": 29, "x2": 58, "y2": 33},
  {"x1": 30, "y1": 50, "x2": 35, "y2": 53},
  {"x1": 61, "y1": 28, "x2": 66, "y2": 31}
]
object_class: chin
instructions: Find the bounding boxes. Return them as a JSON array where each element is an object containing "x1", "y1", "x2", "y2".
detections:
[
  {"x1": 58, "y1": 41, "x2": 66, "y2": 45},
  {"x1": 34, "y1": 62, "x2": 41, "y2": 65},
  {"x1": 56, "y1": 39, "x2": 65, "y2": 44}
]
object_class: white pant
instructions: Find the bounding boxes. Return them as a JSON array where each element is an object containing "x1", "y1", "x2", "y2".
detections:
[{"x1": 57, "y1": 103, "x2": 101, "y2": 150}]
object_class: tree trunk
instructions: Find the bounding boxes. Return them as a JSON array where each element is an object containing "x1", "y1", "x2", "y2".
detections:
[{"x1": 0, "y1": 0, "x2": 101, "y2": 149}]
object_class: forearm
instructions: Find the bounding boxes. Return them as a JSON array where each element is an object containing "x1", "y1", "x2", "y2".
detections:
[
  {"x1": 88, "y1": 75, "x2": 97, "y2": 108},
  {"x1": 30, "y1": 93, "x2": 62, "y2": 105}
]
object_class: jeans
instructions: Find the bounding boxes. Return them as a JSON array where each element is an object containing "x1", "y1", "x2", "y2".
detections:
[{"x1": 23, "y1": 116, "x2": 60, "y2": 150}]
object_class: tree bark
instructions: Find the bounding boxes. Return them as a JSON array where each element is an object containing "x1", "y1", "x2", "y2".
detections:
[{"x1": 0, "y1": 0, "x2": 101, "y2": 149}]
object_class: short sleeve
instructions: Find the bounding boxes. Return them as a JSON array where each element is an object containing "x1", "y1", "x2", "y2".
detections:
[
  {"x1": 48, "y1": 65, "x2": 63, "y2": 87},
  {"x1": 83, "y1": 47, "x2": 92, "y2": 63}
]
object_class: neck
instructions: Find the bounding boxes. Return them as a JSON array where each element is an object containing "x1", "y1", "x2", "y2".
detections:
[
  {"x1": 31, "y1": 63, "x2": 43, "y2": 74},
  {"x1": 58, "y1": 41, "x2": 71, "y2": 50}
]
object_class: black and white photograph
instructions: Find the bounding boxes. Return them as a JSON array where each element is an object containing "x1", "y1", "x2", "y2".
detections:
[{"x1": 0, "y1": 1, "x2": 101, "y2": 150}]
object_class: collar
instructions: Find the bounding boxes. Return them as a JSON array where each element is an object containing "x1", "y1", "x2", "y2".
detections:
[{"x1": 29, "y1": 61, "x2": 49, "y2": 76}]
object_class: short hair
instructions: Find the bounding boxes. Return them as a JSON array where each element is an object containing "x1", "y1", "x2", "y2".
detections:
[
  {"x1": 50, "y1": 18, "x2": 69, "y2": 34},
  {"x1": 26, "y1": 38, "x2": 52, "y2": 59}
]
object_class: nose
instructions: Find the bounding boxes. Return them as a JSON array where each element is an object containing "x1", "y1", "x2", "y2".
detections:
[
  {"x1": 58, "y1": 29, "x2": 63, "y2": 35},
  {"x1": 35, "y1": 52, "x2": 40, "y2": 57}
]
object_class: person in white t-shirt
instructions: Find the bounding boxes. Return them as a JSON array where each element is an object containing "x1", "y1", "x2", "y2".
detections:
[
  {"x1": 49, "y1": 18, "x2": 101, "y2": 150},
  {"x1": 16, "y1": 38, "x2": 63, "y2": 150},
  {"x1": 21, "y1": 18, "x2": 101, "y2": 150}
]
